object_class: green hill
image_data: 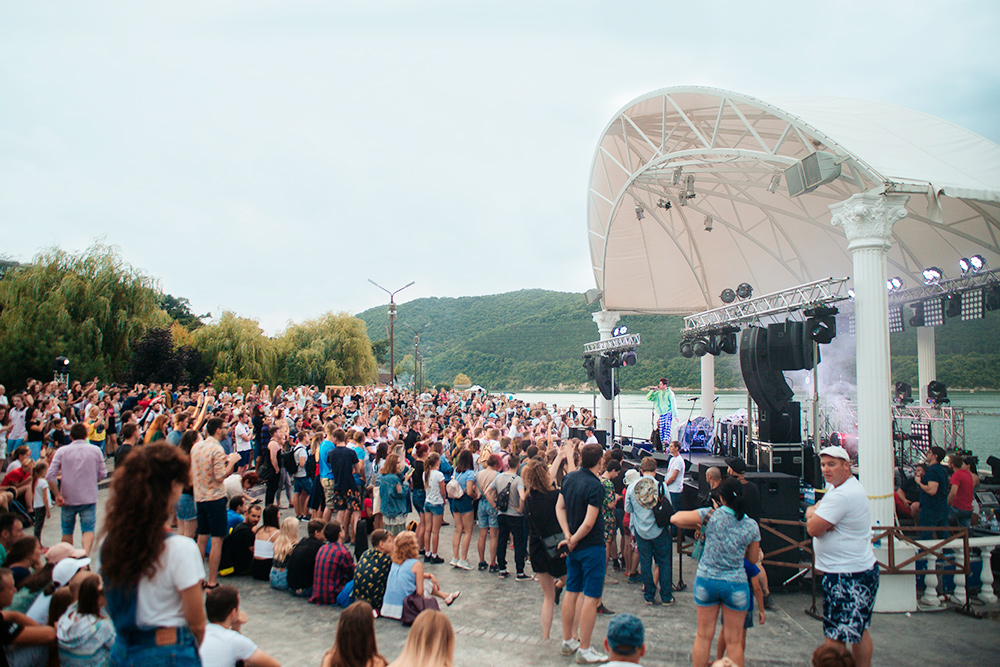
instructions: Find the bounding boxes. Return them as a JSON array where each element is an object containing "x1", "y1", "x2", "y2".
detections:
[{"x1": 357, "y1": 289, "x2": 1000, "y2": 392}]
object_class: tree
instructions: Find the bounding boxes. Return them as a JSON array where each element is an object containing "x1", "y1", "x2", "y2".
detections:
[
  {"x1": 453, "y1": 373, "x2": 472, "y2": 387},
  {"x1": 192, "y1": 312, "x2": 277, "y2": 385},
  {"x1": 158, "y1": 293, "x2": 207, "y2": 331},
  {"x1": 276, "y1": 312, "x2": 377, "y2": 387},
  {"x1": 0, "y1": 243, "x2": 162, "y2": 387},
  {"x1": 371, "y1": 339, "x2": 390, "y2": 365}
]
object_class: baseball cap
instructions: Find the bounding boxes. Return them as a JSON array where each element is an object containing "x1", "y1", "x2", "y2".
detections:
[
  {"x1": 819, "y1": 445, "x2": 851, "y2": 461},
  {"x1": 44, "y1": 543, "x2": 87, "y2": 565},
  {"x1": 607, "y1": 613, "x2": 644, "y2": 655},
  {"x1": 623, "y1": 468, "x2": 641, "y2": 486},
  {"x1": 725, "y1": 457, "x2": 747, "y2": 475},
  {"x1": 52, "y1": 557, "x2": 91, "y2": 587}
]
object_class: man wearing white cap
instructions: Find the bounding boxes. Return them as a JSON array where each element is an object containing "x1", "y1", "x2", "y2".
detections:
[{"x1": 805, "y1": 445, "x2": 878, "y2": 667}]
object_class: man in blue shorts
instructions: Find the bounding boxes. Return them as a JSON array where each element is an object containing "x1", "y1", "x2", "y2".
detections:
[
  {"x1": 46, "y1": 423, "x2": 107, "y2": 555},
  {"x1": 556, "y1": 442, "x2": 607, "y2": 664}
]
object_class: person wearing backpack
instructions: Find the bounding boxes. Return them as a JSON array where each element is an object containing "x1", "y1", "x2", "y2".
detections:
[
  {"x1": 489, "y1": 463, "x2": 528, "y2": 580},
  {"x1": 624, "y1": 456, "x2": 675, "y2": 606},
  {"x1": 290, "y1": 434, "x2": 312, "y2": 521}
]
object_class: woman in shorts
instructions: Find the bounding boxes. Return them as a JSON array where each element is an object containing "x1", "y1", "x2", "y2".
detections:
[
  {"x1": 421, "y1": 453, "x2": 446, "y2": 564},
  {"x1": 449, "y1": 450, "x2": 477, "y2": 570}
]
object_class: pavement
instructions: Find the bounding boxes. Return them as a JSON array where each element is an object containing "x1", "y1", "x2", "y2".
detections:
[{"x1": 52, "y1": 479, "x2": 1000, "y2": 667}]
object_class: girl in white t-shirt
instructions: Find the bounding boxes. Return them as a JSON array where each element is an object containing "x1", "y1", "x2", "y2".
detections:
[
  {"x1": 30, "y1": 461, "x2": 51, "y2": 542},
  {"x1": 421, "y1": 453, "x2": 447, "y2": 564}
]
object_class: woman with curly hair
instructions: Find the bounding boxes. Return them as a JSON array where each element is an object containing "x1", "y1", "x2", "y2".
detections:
[{"x1": 99, "y1": 443, "x2": 206, "y2": 666}]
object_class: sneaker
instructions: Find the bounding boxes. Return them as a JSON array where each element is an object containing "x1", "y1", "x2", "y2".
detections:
[
  {"x1": 456, "y1": 559, "x2": 473, "y2": 570},
  {"x1": 497, "y1": 570, "x2": 510, "y2": 579},
  {"x1": 661, "y1": 596, "x2": 675, "y2": 606},
  {"x1": 478, "y1": 561, "x2": 488, "y2": 571},
  {"x1": 431, "y1": 555, "x2": 445, "y2": 564},
  {"x1": 488, "y1": 563, "x2": 499, "y2": 573},
  {"x1": 764, "y1": 593, "x2": 775, "y2": 609},
  {"x1": 560, "y1": 639, "x2": 580, "y2": 656},
  {"x1": 575, "y1": 646, "x2": 608, "y2": 664},
  {"x1": 515, "y1": 572, "x2": 532, "y2": 581},
  {"x1": 644, "y1": 598, "x2": 655, "y2": 605},
  {"x1": 449, "y1": 558, "x2": 459, "y2": 567},
  {"x1": 611, "y1": 558, "x2": 621, "y2": 572},
  {"x1": 596, "y1": 603, "x2": 614, "y2": 615},
  {"x1": 627, "y1": 575, "x2": 641, "y2": 584},
  {"x1": 554, "y1": 586, "x2": 563, "y2": 606}
]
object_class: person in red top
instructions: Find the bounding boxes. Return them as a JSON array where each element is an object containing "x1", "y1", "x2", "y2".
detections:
[{"x1": 947, "y1": 453, "x2": 976, "y2": 528}]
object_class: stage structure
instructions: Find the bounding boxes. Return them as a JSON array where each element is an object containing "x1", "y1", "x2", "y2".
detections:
[{"x1": 587, "y1": 87, "x2": 1000, "y2": 611}]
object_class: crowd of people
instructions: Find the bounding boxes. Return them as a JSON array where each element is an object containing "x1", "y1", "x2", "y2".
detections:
[{"x1": 0, "y1": 375, "x2": 949, "y2": 666}]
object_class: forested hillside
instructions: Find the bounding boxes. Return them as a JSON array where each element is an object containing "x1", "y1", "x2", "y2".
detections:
[{"x1": 357, "y1": 289, "x2": 1000, "y2": 392}]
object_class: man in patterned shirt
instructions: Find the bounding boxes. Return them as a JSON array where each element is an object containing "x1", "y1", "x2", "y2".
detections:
[
  {"x1": 310, "y1": 521, "x2": 355, "y2": 605},
  {"x1": 193, "y1": 418, "x2": 242, "y2": 589},
  {"x1": 353, "y1": 530, "x2": 395, "y2": 613}
]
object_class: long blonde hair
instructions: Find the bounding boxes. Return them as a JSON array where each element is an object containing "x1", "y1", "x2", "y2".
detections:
[
  {"x1": 273, "y1": 516, "x2": 299, "y2": 562},
  {"x1": 388, "y1": 609, "x2": 454, "y2": 667}
]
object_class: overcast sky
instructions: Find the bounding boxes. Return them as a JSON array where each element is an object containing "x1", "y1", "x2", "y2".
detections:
[{"x1": 3, "y1": 1, "x2": 998, "y2": 334}]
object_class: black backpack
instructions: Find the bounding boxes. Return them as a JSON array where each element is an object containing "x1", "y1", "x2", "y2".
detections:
[
  {"x1": 495, "y1": 477, "x2": 515, "y2": 513},
  {"x1": 305, "y1": 450, "x2": 317, "y2": 479},
  {"x1": 282, "y1": 448, "x2": 299, "y2": 476},
  {"x1": 653, "y1": 481, "x2": 674, "y2": 528}
]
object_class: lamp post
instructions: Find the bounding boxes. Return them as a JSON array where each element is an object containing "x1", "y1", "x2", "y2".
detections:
[
  {"x1": 368, "y1": 279, "x2": 415, "y2": 387},
  {"x1": 402, "y1": 322, "x2": 430, "y2": 390}
]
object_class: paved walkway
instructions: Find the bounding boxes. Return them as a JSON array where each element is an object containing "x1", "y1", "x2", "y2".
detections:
[{"x1": 52, "y1": 484, "x2": 1000, "y2": 667}]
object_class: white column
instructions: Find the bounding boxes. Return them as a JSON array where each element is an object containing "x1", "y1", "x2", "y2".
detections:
[
  {"x1": 592, "y1": 311, "x2": 620, "y2": 437},
  {"x1": 917, "y1": 326, "x2": 936, "y2": 406},
  {"x1": 920, "y1": 552, "x2": 942, "y2": 607},
  {"x1": 978, "y1": 544, "x2": 998, "y2": 603},
  {"x1": 830, "y1": 193, "x2": 908, "y2": 530},
  {"x1": 700, "y1": 354, "x2": 715, "y2": 418}
]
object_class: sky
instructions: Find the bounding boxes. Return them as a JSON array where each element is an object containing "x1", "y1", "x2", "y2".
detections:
[{"x1": 3, "y1": 1, "x2": 998, "y2": 335}]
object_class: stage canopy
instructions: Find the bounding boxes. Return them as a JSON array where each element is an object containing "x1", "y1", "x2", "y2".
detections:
[{"x1": 587, "y1": 86, "x2": 1000, "y2": 315}]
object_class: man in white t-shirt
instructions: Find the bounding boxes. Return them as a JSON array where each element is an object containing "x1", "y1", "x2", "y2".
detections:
[
  {"x1": 233, "y1": 413, "x2": 253, "y2": 474},
  {"x1": 806, "y1": 445, "x2": 878, "y2": 667},
  {"x1": 664, "y1": 441, "x2": 686, "y2": 511},
  {"x1": 201, "y1": 586, "x2": 280, "y2": 667}
]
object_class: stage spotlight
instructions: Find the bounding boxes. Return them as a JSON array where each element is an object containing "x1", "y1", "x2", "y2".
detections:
[
  {"x1": 927, "y1": 380, "x2": 950, "y2": 406},
  {"x1": 719, "y1": 330, "x2": 738, "y2": 354},
  {"x1": 582, "y1": 355, "x2": 596, "y2": 380},
  {"x1": 620, "y1": 350, "x2": 637, "y2": 367},
  {"x1": 909, "y1": 302, "x2": 925, "y2": 328},
  {"x1": 888, "y1": 306, "x2": 905, "y2": 333},
  {"x1": 924, "y1": 298, "x2": 945, "y2": 327},
  {"x1": 704, "y1": 215, "x2": 713, "y2": 232},
  {"x1": 767, "y1": 173, "x2": 782, "y2": 193},
  {"x1": 959, "y1": 257, "x2": 972, "y2": 275},
  {"x1": 656, "y1": 197, "x2": 672, "y2": 210},
  {"x1": 894, "y1": 381, "x2": 913, "y2": 405},
  {"x1": 54, "y1": 356, "x2": 70, "y2": 372},
  {"x1": 890, "y1": 276, "x2": 903, "y2": 291},
  {"x1": 672, "y1": 167, "x2": 682, "y2": 186},
  {"x1": 736, "y1": 283, "x2": 753, "y2": 300},
  {"x1": 692, "y1": 337, "x2": 709, "y2": 357},
  {"x1": 847, "y1": 288, "x2": 856, "y2": 300},
  {"x1": 970, "y1": 255, "x2": 986, "y2": 272},
  {"x1": 961, "y1": 288, "x2": 985, "y2": 321},
  {"x1": 945, "y1": 293, "x2": 962, "y2": 318},
  {"x1": 706, "y1": 334, "x2": 721, "y2": 356},
  {"x1": 612, "y1": 325, "x2": 628, "y2": 337},
  {"x1": 635, "y1": 205, "x2": 644, "y2": 220},
  {"x1": 805, "y1": 305, "x2": 838, "y2": 344},
  {"x1": 720, "y1": 288, "x2": 736, "y2": 304},
  {"x1": 922, "y1": 267, "x2": 943, "y2": 284},
  {"x1": 679, "y1": 339, "x2": 694, "y2": 358}
]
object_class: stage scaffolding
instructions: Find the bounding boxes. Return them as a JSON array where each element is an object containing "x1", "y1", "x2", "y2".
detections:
[{"x1": 892, "y1": 405, "x2": 965, "y2": 465}]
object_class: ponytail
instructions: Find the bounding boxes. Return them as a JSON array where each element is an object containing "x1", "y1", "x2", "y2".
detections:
[{"x1": 719, "y1": 477, "x2": 745, "y2": 520}]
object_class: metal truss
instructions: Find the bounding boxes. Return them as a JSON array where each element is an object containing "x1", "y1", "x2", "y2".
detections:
[
  {"x1": 682, "y1": 278, "x2": 850, "y2": 334},
  {"x1": 583, "y1": 333, "x2": 641, "y2": 355},
  {"x1": 887, "y1": 267, "x2": 1000, "y2": 306},
  {"x1": 892, "y1": 405, "x2": 965, "y2": 463}
]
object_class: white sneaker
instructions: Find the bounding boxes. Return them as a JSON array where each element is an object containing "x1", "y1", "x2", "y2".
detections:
[
  {"x1": 449, "y1": 558, "x2": 459, "y2": 567},
  {"x1": 456, "y1": 559, "x2": 473, "y2": 570},
  {"x1": 575, "y1": 646, "x2": 608, "y2": 664},
  {"x1": 560, "y1": 639, "x2": 580, "y2": 656}
]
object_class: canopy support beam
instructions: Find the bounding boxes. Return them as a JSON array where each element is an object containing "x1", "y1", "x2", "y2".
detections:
[
  {"x1": 592, "y1": 310, "x2": 621, "y2": 437},
  {"x1": 917, "y1": 327, "x2": 937, "y2": 407}
]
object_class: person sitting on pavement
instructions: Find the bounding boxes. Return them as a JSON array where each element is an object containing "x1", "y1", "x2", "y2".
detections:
[
  {"x1": 380, "y1": 531, "x2": 459, "y2": 621},
  {"x1": 0, "y1": 567, "x2": 57, "y2": 660},
  {"x1": 353, "y1": 530, "x2": 395, "y2": 614},
  {"x1": 386, "y1": 609, "x2": 455, "y2": 667},
  {"x1": 219, "y1": 504, "x2": 260, "y2": 577},
  {"x1": 200, "y1": 585, "x2": 281, "y2": 667},
  {"x1": 54, "y1": 572, "x2": 117, "y2": 667},
  {"x1": 321, "y1": 600, "x2": 387, "y2": 667},
  {"x1": 310, "y1": 522, "x2": 354, "y2": 605},
  {"x1": 286, "y1": 520, "x2": 326, "y2": 598},
  {"x1": 603, "y1": 613, "x2": 647, "y2": 666},
  {"x1": 270, "y1": 517, "x2": 299, "y2": 591},
  {"x1": 252, "y1": 505, "x2": 280, "y2": 582}
]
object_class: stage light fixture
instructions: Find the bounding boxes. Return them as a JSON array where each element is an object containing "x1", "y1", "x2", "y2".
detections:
[
  {"x1": 962, "y1": 288, "x2": 985, "y2": 320},
  {"x1": 945, "y1": 293, "x2": 962, "y2": 318},
  {"x1": 692, "y1": 337, "x2": 709, "y2": 357},
  {"x1": 582, "y1": 355, "x2": 596, "y2": 380},
  {"x1": 888, "y1": 305, "x2": 905, "y2": 333},
  {"x1": 680, "y1": 175, "x2": 696, "y2": 205},
  {"x1": 719, "y1": 330, "x2": 738, "y2": 354},
  {"x1": 705, "y1": 334, "x2": 721, "y2": 356},
  {"x1": 656, "y1": 197, "x2": 672, "y2": 210},
  {"x1": 924, "y1": 297, "x2": 944, "y2": 327},
  {"x1": 922, "y1": 267, "x2": 943, "y2": 284},
  {"x1": 635, "y1": 205, "x2": 644, "y2": 220},
  {"x1": 704, "y1": 215, "x2": 713, "y2": 232},
  {"x1": 679, "y1": 339, "x2": 694, "y2": 358},
  {"x1": 804, "y1": 305, "x2": 838, "y2": 344},
  {"x1": 612, "y1": 325, "x2": 628, "y2": 337},
  {"x1": 894, "y1": 381, "x2": 913, "y2": 405},
  {"x1": 959, "y1": 257, "x2": 972, "y2": 275},
  {"x1": 736, "y1": 283, "x2": 753, "y2": 300},
  {"x1": 909, "y1": 302, "x2": 925, "y2": 327},
  {"x1": 767, "y1": 174, "x2": 782, "y2": 193},
  {"x1": 620, "y1": 350, "x2": 638, "y2": 367},
  {"x1": 847, "y1": 288, "x2": 855, "y2": 300},
  {"x1": 720, "y1": 288, "x2": 736, "y2": 304},
  {"x1": 54, "y1": 356, "x2": 70, "y2": 372},
  {"x1": 890, "y1": 276, "x2": 903, "y2": 291},
  {"x1": 970, "y1": 255, "x2": 986, "y2": 272},
  {"x1": 986, "y1": 284, "x2": 1000, "y2": 311},
  {"x1": 927, "y1": 380, "x2": 950, "y2": 406},
  {"x1": 672, "y1": 167, "x2": 682, "y2": 186}
]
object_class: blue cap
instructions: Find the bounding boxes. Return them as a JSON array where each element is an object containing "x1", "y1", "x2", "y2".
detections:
[{"x1": 606, "y1": 613, "x2": 644, "y2": 654}]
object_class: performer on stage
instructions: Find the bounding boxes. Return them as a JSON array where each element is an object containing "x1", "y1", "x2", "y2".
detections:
[{"x1": 646, "y1": 378, "x2": 678, "y2": 446}]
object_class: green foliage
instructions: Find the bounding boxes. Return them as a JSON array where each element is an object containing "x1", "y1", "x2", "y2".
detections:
[
  {"x1": 453, "y1": 372, "x2": 472, "y2": 387},
  {"x1": 0, "y1": 243, "x2": 161, "y2": 387},
  {"x1": 193, "y1": 312, "x2": 278, "y2": 384},
  {"x1": 158, "y1": 293, "x2": 206, "y2": 331},
  {"x1": 371, "y1": 339, "x2": 390, "y2": 365},
  {"x1": 210, "y1": 371, "x2": 260, "y2": 394},
  {"x1": 395, "y1": 354, "x2": 415, "y2": 377},
  {"x1": 275, "y1": 312, "x2": 377, "y2": 387}
]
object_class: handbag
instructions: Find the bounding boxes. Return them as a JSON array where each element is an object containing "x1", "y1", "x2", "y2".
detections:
[
  {"x1": 541, "y1": 532, "x2": 566, "y2": 560},
  {"x1": 691, "y1": 507, "x2": 716, "y2": 562},
  {"x1": 400, "y1": 593, "x2": 440, "y2": 626},
  {"x1": 446, "y1": 478, "x2": 464, "y2": 499}
]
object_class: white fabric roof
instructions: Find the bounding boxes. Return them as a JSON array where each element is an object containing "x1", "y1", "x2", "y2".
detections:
[{"x1": 588, "y1": 87, "x2": 1000, "y2": 315}]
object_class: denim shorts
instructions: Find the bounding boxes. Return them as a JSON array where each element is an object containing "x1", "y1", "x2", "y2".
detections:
[
  {"x1": 693, "y1": 576, "x2": 751, "y2": 611},
  {"x1": 175, "y1": 493, "x2": 197, "y2": 521},
  {"x1": 293, "y1": 477, "x2": 313, "y2": 494},
  {"x1": 111, "y1": 626, "x2": 200, "y2": 667},
  {"x1": 566, "y1": 544, "x2": 606, "y2": 599},
  {"x1": 424, "y1": 502, "x2": 444, "y2": 516},
  {"x1": 412, "y1": 489, "x2": 426, "y2": 514},
  {"x1": 61, "y1": 503, "x2": 97, "y2": 536},
  {"x1": 477, "y1": 499, "x2": 499, "y2": 528},
  {"x1": 450, "y1": 496, "x2": 473, "y2": 515}
]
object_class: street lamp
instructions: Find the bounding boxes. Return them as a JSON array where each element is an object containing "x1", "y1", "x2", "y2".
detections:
[
  {"x1": 368, "y1": 279, "x2": 415, "y2": 387},
  {"x1": 402, "y1": 322, "x2": 430, "y2": 390}
]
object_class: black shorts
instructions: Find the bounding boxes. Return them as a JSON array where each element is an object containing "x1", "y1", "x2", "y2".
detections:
[
  {"x1": 196, "y1": 497, "x2": 228, "y2": 538},
  {"x1": 822, "y1": 564, "x2": 879, "y2": 644}
]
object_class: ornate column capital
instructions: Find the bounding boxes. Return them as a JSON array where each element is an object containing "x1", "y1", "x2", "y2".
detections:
[
  {"x1": 829, "y1": 193, "x2": 909, "y2": 251},
  {"x1": 592, "y1": 310, "x2": 621, "y2": 338}
]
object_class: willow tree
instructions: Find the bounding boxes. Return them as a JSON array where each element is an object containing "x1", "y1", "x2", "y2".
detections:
[
  {"x1": 0, "y1": 243, "x2": 162, "y2": 387},
  {"x1": 276, "y1": 312, "x2": 377, "y2": 387},
  {"x1": 192, "y1": 312, "x2": 277, "y2": 385}
]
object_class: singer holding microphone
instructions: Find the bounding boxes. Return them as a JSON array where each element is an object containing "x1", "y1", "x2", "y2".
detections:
[{"x1": 646, "y1": 378, "x2": 678, "y2": 447}]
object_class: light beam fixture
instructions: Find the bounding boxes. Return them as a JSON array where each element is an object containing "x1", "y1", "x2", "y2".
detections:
[
  {"x1": 736, "y1": 282, "x2": 753, "y2": 300},
  {"x1": 922, "y1": 267, "x2": 943, "y2": 284},
  {"x1": 656, "y1": 197, "x2": 672, "y2": 210},
  {"x1": 635, "y1": 205, "x2": 644, "y2": 220},
  {"x1": 720, "y1": 288, "x2": 736, "y2": 304},
  {"x1": 767, "y1": 173, "x2": 782, "y2": 193},
  {"x1": 959, "y1": 257, "x2": 972, "y2": 275},
  {"x1": 671, "y1": 167, "x2": 682, "y2": 186},
  {"x1": 704, "y1": 215, "x2": 713, "y2": 232},
  {"x1": 970, "y1": 255, "x2": 986, "y2": 272}
]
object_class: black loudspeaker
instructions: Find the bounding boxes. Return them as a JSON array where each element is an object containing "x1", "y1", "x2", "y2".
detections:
[
  {"x1": 766, "y1": 321, "x2": 814, "y2": 370},
  {"x1": 569, "y1": 427, "x2": 607, "y2": 446},
  {"x1": 746, "y1": 471, "x2": 800, "y2": 520},
  {"x1": 802, "y1": 443, "x2": 821, "y2": 488},
  {"x1": 740, "y1": 327, "x2": 794, "y2": 412},
  {"x1": 759, "y1": 521, "x2": 807, "y2": 590},
  {"x1": 758, "y1": 402, "x2": 801, "y2": 444},
  {"x1": 681, "y1": 480, "x2": 701, "y2": 512}
]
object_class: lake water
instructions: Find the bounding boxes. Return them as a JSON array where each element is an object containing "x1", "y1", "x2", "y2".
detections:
[{"x1": 510, "y1": 390, "x2": 1000, "y2": 465}]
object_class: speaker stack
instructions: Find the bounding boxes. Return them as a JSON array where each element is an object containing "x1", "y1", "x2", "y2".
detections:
[{"x1": 747, "y1": 471, "x2": 805, "y2": 590}]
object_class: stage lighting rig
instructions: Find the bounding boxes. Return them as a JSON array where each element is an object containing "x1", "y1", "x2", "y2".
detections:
[
  {"x1": 635, "y1": 205, "x2": 644, "y2": 220},
  {"x1": 656, "y1": 197, "x2": 672, "y2": 211},
  {"x1": 927, "y1": 380, "x2": 950, "y2": 406},
  {"x1": 894, "y1": 381, "x2": 913, "y2": 405},
  {"x1": 679, "y1": 339, "x2": 694, "y2": 358},
  {"x1": 804, "y1": 305, "x2": 838, "y2": 344},
  {"x1": 720, "y1": 288, "x2": 736, "y2": 304},
  {"x1": 736, "y1": 283, "x2": 753, "y2": 300},
  {"x1": 922, "y1": 267, "x2": 943, "y2": 284}
]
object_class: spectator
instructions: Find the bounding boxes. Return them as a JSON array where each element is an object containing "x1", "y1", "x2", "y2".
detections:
[
  {"x1": 449, "y1": 450, "x2": 476, "y2": 569},
  {"x1": 947, "y1": 453, "x2": 975, "y2": 528},
  {"x1": 812, "y1": 644, "x2": 856, "y2": 667},
  {"x1": 310, "y1": 522, "x2": 354, "y2": 605},
  {"x1": 200, "y1": 585, "x2": 281, "y2": 667},
  {"x1": 321, "y1": 600, "x2": 387, "y2": 667},
  {"x1": 0, "y1": 513, "x2": 26, "y2": 565},
  {"x1": 29, "y1": 462, "x2": 51, "y2": 543},
  {"x1": 192, "y1": 418, "x2": 242, "y2": 589},
  {"x1": 915, "y1": 446, "x2": 950, "y2": 538},
  {"x1": 523, "y1": 460, "x2": 567, "y2": 640},
  {"x1": 603, "y1": 613, "x2": 646, "y2": 666},
  {"x1": 380, "y1": 531, "x2": 459, "y2": 620},
  {"x1": 354, "y1": 530, "x2": 395, "y2": 613},
  {"x1": 387, "y1": 609, "x2": 454, "y2": 667},
  {"x1": 490, "y1": 459, "x2": 528, "y2": 580},
  {"x1": 114, "y1": 422, "x2": 141, "y2": 470},
  {"x1": 55, "y1": 572, "x2": 117, "y2": 667},
  {"x1": 326, "y1": 429, "x2": 363, "y2": 542},
  {"x1": 0, "y1": 567, "x2": 57, "y2": 660},
  {"x1": 286, "y1": 520, "x2": 326, "y2": 598},
  {"x1": 379, "y1": 454, "x2": 411, "y2": 537},
  {"x1": 665, "y1": 441, "x2": 686, "y2": 512},
  {"x1": 2, "y1": 536, "x2": 42, "y2": 588},
  {"x1": 219, "y1": 504, "x2": 260, "y2": 578},
  {"x1": 625, "y1": 456, "x2": 674, "y2": 606},
  {"x1": 420, "y1": 453, "x2": 446, "y2": 564},
  {"x1": 252, "y1": 505, "x2": 281, "y2": 582},
  {"x1": 475, "y1": 454, "x2": 501, "y2": 573},
  {"x1": 270, "y1": 516, "x2": 299, "y2": 591}
]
